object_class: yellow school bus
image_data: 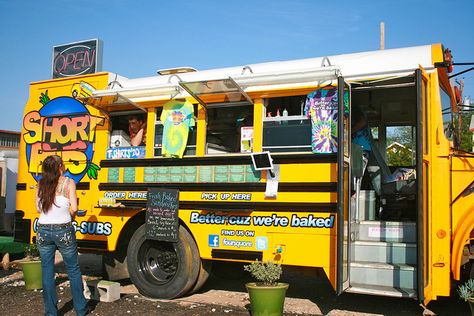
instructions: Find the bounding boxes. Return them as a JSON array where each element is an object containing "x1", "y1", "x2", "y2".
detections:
[{"x1": 14, "y1": 43, "x2": 474, "y2": 304}]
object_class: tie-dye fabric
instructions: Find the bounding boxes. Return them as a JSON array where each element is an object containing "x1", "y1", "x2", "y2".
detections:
[
  {"x1": 304, "y1": 88, "x2": 348, "y2": 153},
  {"x1": 160, "y1": 100, "x2": 195, "y2": 158}
]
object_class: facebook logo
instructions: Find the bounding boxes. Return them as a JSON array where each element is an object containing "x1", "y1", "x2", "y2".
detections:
[
  {"x1": 256, "y1": 236, "x2": 268, "y2": 250},
  {"x1": 208, "y1": 235, "x2": 219, "y2": 247}
]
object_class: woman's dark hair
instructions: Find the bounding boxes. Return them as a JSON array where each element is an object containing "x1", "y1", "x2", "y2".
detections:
[{"x1": 37, "y1": 155, "x2": 62, "y2": 213}]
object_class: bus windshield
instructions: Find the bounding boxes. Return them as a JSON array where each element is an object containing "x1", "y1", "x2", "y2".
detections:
[{"x1": 441, "y1": 85, "x2": 473, "y2": 152}]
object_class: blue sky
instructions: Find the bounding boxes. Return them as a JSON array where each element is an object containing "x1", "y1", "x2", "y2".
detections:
[{"x1": 1, "y1": 0, "x2": 473, "y2": 132}]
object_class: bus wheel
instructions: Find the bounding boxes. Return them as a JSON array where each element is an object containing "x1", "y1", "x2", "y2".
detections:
[
  {"x1": 189, "y1": 260, "x2": 212, "y2": 294},
  {"x1": 127, "y1": 224, "x2": 200, "y2": 299}
]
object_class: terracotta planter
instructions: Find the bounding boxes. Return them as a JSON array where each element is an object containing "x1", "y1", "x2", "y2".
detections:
[
  {"x1": 245, "y1": 282, "x2": 289, "y2": 316},
  {"x1": 21, "y1": 260, "x2": 42, "y2": 290}
]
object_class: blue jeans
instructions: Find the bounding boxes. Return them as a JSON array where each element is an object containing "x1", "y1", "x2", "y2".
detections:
[{"x1": 36, "y1": 224, "x2": 87, "y2": 316}]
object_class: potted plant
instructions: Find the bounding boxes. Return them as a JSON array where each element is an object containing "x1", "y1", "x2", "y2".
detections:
[
  {"x1": 20, "y1": 243, "x2": 42, "y2": 290},
  {"x1": 459, "y1": 278, "x2": 474, "y2": 315},
  {"x1": 244, "y1": 260, "x2": 289, "y2": 316}
]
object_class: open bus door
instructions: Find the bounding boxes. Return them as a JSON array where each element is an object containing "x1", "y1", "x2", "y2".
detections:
[
  {"x1": 416, "y1": 67, "x2": 432, "y2": 304},
  {"x1": 337, "y1": 76, "x2": 352, "y2": 294}
]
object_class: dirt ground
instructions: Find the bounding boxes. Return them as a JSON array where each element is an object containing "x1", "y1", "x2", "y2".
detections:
[{"x1": 0, "y1": 253, "x2": 468, "y2": 316}]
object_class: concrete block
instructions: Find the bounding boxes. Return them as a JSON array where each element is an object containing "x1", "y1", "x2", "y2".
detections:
[
  {"x1": 83, "y1": 279, "x2": 120, "y2": 302},
  {"x1": 97, "y1": 280, "x2": 121, "y2": 302}
]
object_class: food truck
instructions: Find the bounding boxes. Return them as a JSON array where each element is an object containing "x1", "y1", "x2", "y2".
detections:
[{"x1": 14, "y1": 43, "x2": 474, "y2": 304}]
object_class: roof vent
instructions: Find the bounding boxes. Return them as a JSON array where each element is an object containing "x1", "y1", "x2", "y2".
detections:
[{"x1": 157, "y1": 67, "x2": 197, "y2": 75}]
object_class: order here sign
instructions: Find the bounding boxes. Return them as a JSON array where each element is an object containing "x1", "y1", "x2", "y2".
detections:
[{"x1": 52, "y1": 39, "x2": 103, "y2": 78}]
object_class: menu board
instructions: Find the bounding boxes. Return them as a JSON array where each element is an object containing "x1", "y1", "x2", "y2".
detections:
[{"x1": 145, "y1": 188, "x2": 179, "y2": 242}]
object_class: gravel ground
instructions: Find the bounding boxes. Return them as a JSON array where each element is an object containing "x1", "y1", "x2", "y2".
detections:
[{"x1": 0, "y1": 253, "x2": 468, "y2": 316}]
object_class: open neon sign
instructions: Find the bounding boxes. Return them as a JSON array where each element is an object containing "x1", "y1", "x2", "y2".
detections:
[{"x1": 52, "y1": 39, "x2": 102, "y2": 78}]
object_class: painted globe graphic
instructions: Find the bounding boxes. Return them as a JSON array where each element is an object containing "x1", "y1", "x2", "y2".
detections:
[{"x1": 26, "y1": 96, "x2": 93, "y2": 183}]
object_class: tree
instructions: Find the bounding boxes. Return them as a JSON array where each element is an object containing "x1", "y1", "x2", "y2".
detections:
[
  {"x1": 386, "y1": 126, "x2": 415, "y2": 166},
  {"x1": 387, "y1": 144, "x2": 413, "y2": 166},
  {"x1": 459, "y1": 112, "x2": 473, "y2": 152}
]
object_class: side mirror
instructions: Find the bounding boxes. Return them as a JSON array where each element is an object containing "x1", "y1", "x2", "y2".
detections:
[{"x1": 444, "y1": 122, "x2": 454, "y2": 139}]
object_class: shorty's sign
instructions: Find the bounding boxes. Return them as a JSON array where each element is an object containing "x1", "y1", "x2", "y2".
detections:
[
  {"x1": 52, "y1": 39, "x2": 103, "y2": 78},
  {"x1": 23, "y1": 89, "x2": 105, "y2": 182}
]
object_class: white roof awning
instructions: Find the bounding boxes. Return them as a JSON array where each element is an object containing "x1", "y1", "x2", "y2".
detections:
[{"x1": 85, "y1": 44, "x2": 435, "y2": 109}]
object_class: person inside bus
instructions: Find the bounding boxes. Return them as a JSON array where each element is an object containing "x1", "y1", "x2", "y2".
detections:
[
  {"x1": 128, "y1": 114, "x2": 147, "y2": 146},
  {"x1": 352, "y1": 105, "x2": 413, "y2": 196},
  {"x1": 351, "y1": 104, "x2": 373, "y2": 172},
  {"x1": 351, "y1": 104, "x2": 372, "y2": 155},
  {"x1": 35, "y1": 155, "x2": 88, "y2": 316}
]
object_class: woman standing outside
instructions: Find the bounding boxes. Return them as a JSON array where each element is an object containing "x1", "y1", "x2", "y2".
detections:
[{"x1": 36, "y1": 155, "x2": 87, "y2": 316}]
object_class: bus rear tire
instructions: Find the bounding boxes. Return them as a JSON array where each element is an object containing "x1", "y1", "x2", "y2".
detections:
[{"x1": 127, "y1": 224, "x2": 200, "y2": 299}]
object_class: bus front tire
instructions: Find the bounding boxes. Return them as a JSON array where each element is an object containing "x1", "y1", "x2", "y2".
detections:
[
  {"x1": 126, "y1": 224, "x2": 200, "y2": 299},
  {"x1": 189, "y1": 260, "x2": 212, "y2": 294}
]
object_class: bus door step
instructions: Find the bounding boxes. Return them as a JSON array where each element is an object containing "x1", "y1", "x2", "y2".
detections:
[{"x1": 346, "y1": 283, "x2": 417, "y2": 298}]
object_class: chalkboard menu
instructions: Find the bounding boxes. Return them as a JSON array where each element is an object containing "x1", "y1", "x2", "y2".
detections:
[{"x1": 146, "y1": 188, "x2": 179, "y2": 242}]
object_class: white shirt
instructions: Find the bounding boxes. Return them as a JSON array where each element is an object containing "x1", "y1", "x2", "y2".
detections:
[
  {"x1": 37, "y1": 177, "x2": 72, "y2": 224},
  {"x1": 38, "y1": 195, "x2": 72, "y2": 224}
]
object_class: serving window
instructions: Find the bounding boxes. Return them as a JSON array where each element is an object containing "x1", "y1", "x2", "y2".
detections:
[
  {"x1": 154, "y1": 105, "x2": 198, "y2": 157},
  {"x1": 105, "y1": 111, "x2": 147, "y2": 159},
  {"x1": 109, "y1": 111, "x2": 144, "y2": 148},
  {"x1": 263, "y1": 95, "x2": 311, "y2": 153},
  {"x1": 206, "y1": 105, "x2": 253, "y2": 154}
]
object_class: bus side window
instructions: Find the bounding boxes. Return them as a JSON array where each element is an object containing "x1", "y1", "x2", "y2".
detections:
[
  {"x1": 206, "y1": 105, "x2": 253, "y2": 155},
  {"x1": 154, "y1": 105, "x2": 198, "y2": 157},
  {"x1": 263, "y1": 95, "x2": 311, "y2": 153},
  {"x1": 109, "y1": 114, "x2": 132, "y2": 147}
]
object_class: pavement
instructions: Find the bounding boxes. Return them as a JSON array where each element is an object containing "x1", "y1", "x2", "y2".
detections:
[
  {"x1": 0, "y1": 250, "x2": 467, "y2": 315},
  {"x1": 80, "y1": 253, "x2": 325, "y2": 315},
  {"x1": 75, "y1": 253, "x2": 465, "y2": 316}
]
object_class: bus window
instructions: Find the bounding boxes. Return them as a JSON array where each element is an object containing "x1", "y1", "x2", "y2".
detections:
[
  {"x1": 206, "y1": 105, "x2": 253, "y2": 154},
  {"x1": 109, "y1": 113, "x2": 134, "y2": 147},
  {"x1": 263, "y1": 95, "x2": 311, "y2": 153},
  {"x1": 440, "y1": 87, "x2": 454, "y2": 141},
  {"x1": 386, "y1": 125, "x2": 416, "y2": 166},
  {"x1": 441, "y1": 86, "x2": 474, "y2": 152},
  {"x1": 154, "y1": 105, "x2": 198, "y2": 157}
]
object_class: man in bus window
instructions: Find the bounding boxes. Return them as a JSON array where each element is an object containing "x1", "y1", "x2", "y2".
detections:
[{"x1": 128, "y1": 115, "x2": 147, "y2": 146}]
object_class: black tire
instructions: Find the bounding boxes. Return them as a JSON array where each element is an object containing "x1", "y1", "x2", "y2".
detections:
[
  {"x1": 127, "y1": 224, "x2": 200, "y2": 299},
  {"x1": 189, "y1": 260, "x2": 212, "y2": 294}
]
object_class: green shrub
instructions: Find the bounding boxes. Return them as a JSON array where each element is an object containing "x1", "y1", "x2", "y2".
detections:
[
  {"x1": 459, "y1": 278, "x2": 474, "y2": 302},
  {"x1": 244, "y1": 260, "x2": 282, "y2": 286},
  {"x1": 24, "y1": 243, "x2": 40, "y2": 260}
]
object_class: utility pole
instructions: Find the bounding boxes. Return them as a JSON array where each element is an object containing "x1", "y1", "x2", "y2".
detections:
[{"x1": 380, "y1": 22, "x2": 385, "y2": 50}]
